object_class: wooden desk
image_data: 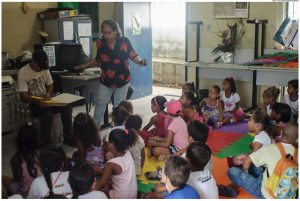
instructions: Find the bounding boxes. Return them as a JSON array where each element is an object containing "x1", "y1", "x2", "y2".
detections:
[{"x1": 60, "y1": 74, "x2": 110, "y2": 128}]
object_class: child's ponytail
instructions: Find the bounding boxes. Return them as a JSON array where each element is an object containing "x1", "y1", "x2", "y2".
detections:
[
  {"x1": 69, "y1": 162, "x2": 95, "y2": 199},
  {"x1": 127, "y1": 129, "x2": 138, "y2": 147},
  {"x1": 151, "y1": 96, "x2": 167, "y2": 111},
  {"x1": 39, "y1": 147, "x2": 65, "y2": 198},
  {"x1": 253, "y1": 110, "x2": 274, "y2": 134}
]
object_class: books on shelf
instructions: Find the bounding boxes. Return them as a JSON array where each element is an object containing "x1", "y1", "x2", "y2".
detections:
[{"x1": 31, "y1": 93, "x2": 84, "y2": 107}]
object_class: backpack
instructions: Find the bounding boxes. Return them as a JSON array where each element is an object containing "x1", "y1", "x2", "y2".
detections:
[{"x1": 266, "y1": 143, "x2": 298, "y2": 199}]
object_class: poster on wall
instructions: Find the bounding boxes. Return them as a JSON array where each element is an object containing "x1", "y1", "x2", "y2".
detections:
[
  {"x1": 132, "y1": 13, "x2": 142, "y2": 35},
  {"x1": 273, "y1": 17, "x2": 298, "y2": 49}
]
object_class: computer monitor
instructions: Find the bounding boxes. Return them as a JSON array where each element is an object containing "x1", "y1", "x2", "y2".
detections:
[
  {"x1": 34, "y1": 43, "x2": 90, "y2": 71},
  {"x1": 57, "y1": 44, "x2": 82, "y2": 68},
  {"x1": 34, "y1": 44, "x2": 61, "y2": 68}
]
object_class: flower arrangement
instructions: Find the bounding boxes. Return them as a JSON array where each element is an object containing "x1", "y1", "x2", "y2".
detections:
[{"x1": 212, "y1": 19, "x2": 246, "y2": 62}]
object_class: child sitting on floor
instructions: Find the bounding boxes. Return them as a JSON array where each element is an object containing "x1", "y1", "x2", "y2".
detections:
[
  {"x1": 72, "y1": 113, "x2": 105, "y2": 175},
  {"x1": 259, "y1": 86, "x2": 280, "y2": 116},
  {"x1": 147, "y1": 100, "x2": 189, "y2": 157},
  {"x1": 125, "y1": 115, "x2": 146, "y2": 175},
  {"x1": 96, "y1": 129, "x2": 137, "y2": 199},
  {"x1": 248, "y1": 110, "x2": 274, "y2": 152},
  {"x1": 180, "y1": 92, "x2": 203, "y2": 124},
  {"x1": 271, "y1": 103, "x2": 291, "y2": 142},
  {"x1": 147, "y1": 121, "x2": 211, "y2": 199},
  {"x1": 221, "y1": 77, "x2": 248, "y2": 124},
  {"x1": 227, "y1": 110, "x2": 274, "y2": 186},
  {"x1": 161, "y1": 155, "x2": 200, "y2": 199},
  {"x1": 2, "y1": 122, "x2": 42, "y2": 198},
  {"x1": 186, "y1": 142, "x2": 218, "y2": 199},
  {"x1": 27, "y1": 147, "x2": 72, "y2": 199},
  {"x1": 182, "y1": 82, "x2": 196, "y2": 94},
  {"x1": 68, "y1": 162, "x2": 107, "y2": 199},
  {"x1": 103, "y1": 106, "x2": 129, "y2": 142},
  {"x1": 284, "y1": 79, "x2": 298, "y2": 122},
  {"x1": 200, "y1": 85, "x2": 224, "y2": 128},
  {"x1": 143, "y1": 96, "x2": 170, "y2": 142},
  {"x1": 119, "y1": 100, "x2": 133, "y2": 115},
  {"x1": 227, "y1": 122, "x2": 298, "y2": 199}
]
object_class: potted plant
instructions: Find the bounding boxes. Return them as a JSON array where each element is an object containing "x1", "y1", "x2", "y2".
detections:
[{"x1": 212, "y1": 19, "x2": 246, "y2": 63}]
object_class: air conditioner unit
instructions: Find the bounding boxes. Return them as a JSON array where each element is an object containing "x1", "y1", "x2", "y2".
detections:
[{"x1": 214, "y1": 2, "x2": 249, "y2": 19}]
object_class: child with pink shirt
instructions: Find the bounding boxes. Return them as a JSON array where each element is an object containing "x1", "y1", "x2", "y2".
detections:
[
  {"x1": 148, "y1": 100, "x2": 189, "y2": 156},
  {"x1": 96, "y1": 129, "x2": 137, "y2": 199}
]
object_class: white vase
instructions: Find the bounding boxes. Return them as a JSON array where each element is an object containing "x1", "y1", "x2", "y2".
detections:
[{"x1": 220, "y1": 52, "x2": 234, "y2": 64}]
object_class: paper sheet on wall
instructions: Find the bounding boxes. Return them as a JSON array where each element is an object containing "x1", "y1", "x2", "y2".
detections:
[
  {"x1": 42, "y1": 46, "x2": 56, "y2": 67},
  {"x1": 63, "y1": 21, "x2": 74, "y2": 40},
  {"x1": 78, "y1": 23, "x2": 92, "y2": 36},
  {"x1": 280, "y1": 20, "x2": 298, "y2": 47},
  {"x1": 80, "y1": 37, "x2": 90, "y2": 57}
]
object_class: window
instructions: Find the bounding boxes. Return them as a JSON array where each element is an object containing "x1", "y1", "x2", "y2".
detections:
[
  {"x1": 287, "y1": 0, "x2": 299, "y2": 20},
  {"x1": 151, "y1": 2, "x2": 186, "y2": 59}
]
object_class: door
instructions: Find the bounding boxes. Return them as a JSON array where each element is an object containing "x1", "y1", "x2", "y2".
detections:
[{"x1": 122, "y1": 2, "x2": 152, "y2": 99}]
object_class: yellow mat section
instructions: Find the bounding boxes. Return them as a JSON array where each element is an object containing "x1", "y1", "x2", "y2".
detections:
[{"x1": 138, "y1": 148, "x2": 164, "y2": 184}]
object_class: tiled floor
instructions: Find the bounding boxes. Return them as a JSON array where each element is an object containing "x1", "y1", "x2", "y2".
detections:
[{"x1": 1, "y1": 86, "x2": 181, "y2": 177}]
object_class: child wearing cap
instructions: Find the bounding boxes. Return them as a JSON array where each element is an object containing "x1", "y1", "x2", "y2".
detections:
[{"x1": 148, "y1": 100, "x2": 189, "y2": 156}]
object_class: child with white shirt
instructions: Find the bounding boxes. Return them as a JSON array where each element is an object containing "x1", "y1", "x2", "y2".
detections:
[
  {"x1": 103, "y1": 106, "x2": 129, "y2": 160},
  {"x1": 284, "y1": 79, "x2": 298, "y2": 122},
  {"x1": 227, "y1": 122, "x2": 298, "y2": 198},
  {"x1": 249, "y1": 110, "x2": 273, "y2": 152},
  {"x1": 104, "y1": 106, "x2": 128, "y2": 142},
  {"x1": 186, "y1": 142, "x2": 218, "y2": 199},
  {"x1": 125, "y1": 115, "x2": 145, "y2": 175},
  {"x1": 27, "y1": 147, "x2": 72, "y2": 199},
  {"x1": 68, "y1": 162, "x2": 107, "y2": 199},
  {"x1": 221, "y1": 77, "x2": 248, "y2": 124}
]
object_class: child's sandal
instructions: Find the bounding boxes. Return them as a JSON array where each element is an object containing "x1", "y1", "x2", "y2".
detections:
[
  {"x1": 215, "y1": 121, "x2": 223, "y2": 128},
  {"x1": 145, "y1": 171, "x2": 161, "y2": 180}
]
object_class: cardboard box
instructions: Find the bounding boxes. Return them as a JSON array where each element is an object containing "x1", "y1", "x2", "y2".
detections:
[{"x1": 38, "y1": 10, "x2": 78, "y2": 20}]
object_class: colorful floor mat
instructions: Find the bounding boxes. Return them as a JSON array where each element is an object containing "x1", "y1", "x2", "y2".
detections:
[
  {"x1": 214, "y1": 120, "x2": 249, "y2": 134},
  {"x1": 212, "y1": 155, "x2": 255, "y2": 199},
  {"x1": 207, "y1": 131, "x2": 244, "y2": 154},
  {"x1": 216, "y1": 133, "x2": 255, "y2": 158},
  {"x1": 138, "y1": 148, "x2": 255, "y2": 198}
]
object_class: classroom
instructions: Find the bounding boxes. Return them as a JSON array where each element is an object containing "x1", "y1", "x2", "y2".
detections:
[{"x1": 1, "y1": 1, "x2": 299, "y2": 199}]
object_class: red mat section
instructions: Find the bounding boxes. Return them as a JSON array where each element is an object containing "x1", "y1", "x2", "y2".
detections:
[
  {"x1": 207, "y1": 131, "x2": 243, "y2": 154},
  {"x1": 212, "y1": 155, "x2": 255, "y2": 199}
]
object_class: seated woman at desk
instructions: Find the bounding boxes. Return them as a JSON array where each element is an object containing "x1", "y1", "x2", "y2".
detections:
[
  {"x1": 16, "y1": 50, "x2": 75, "y2": 147},
  {"x1": 74, "y1": 19, "x2": 148, "y2": 127}
]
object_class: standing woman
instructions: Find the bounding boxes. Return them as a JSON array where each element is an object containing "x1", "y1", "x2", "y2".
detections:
[{"x1": 74, "y1": 19, "x2": 148, "y2": 126}]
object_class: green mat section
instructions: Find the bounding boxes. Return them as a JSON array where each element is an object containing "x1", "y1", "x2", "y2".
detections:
[
  {"x1": 216, "y1": 133, "x2": 255, "y2": 158},
  {"x1": 137, "y1": 180, "x2": 155, "y2": 193}
]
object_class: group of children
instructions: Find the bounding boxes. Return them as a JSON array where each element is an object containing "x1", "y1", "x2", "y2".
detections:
[{"x1": 2, "y1": 77, "x2": 298, "y2": 199}]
